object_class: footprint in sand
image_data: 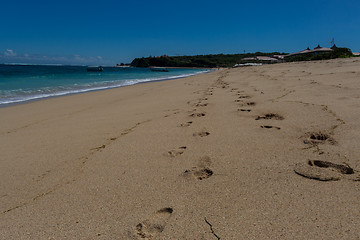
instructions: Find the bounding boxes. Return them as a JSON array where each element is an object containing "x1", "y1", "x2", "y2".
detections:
[
  {"x1": 294, "y1": 160, "x2": 355, "y2": 181},
  {"x1": 222, "y1": 84, "x2": 229, "y2": 89},
  {"x1": 303, "y1": 131, "x2": 335, "y2": 145},
  {"x1": 135, "y1": 207, "x2": 174, "y2": 239},
  {"x1": 195, "y1": 103, "x2": 208, "y2": 107},
  {"x1": 235, "y1": 96, "x2": 251, "y2": 102},
  {"x1": 255, "y1": 113, "x2": 284, "y2": 120},
  {"x1": 193, "y1": 131, "x2": 210, "y2": 137},
  {"x1": 187, "y1": 100, "x2": 199, "y2": 106},
  {"x1": 189, "y1": 112, "x2": 206, "y2": 118},
  {"x1": 167, "y1": 146, "x2": 187, "y2": 158},
  {"x1": 91, "y1": 144, "x2": 106, "y2": 151},
  {"x1": 237, "y1": 94, "x2": 251, "y2": 99},
  {"x1": 187, "y1": 168, "x2": 214, "y2": 180},
  {"x1": 238, "y1": 101, "x2": 256, "y2": 107},
  {"x1": 246, "y1": 101, "x2": 256, "y2": 106},
  {"x1": 183, "y1": 156, "x2": 214, "y2": 180},
  {"x1": 261, "y1": 125, "x2": 281, "y2": 130},
  {"x1": 179, "y1": 121, "x2": 193, "y2": 127},
  {"x1": 238, "y1": 109, "x2": 252, "y2": 112}
]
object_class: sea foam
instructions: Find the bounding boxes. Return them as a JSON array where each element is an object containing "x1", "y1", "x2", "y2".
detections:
[{"x1": 0, "y1": 65, "x2": 211, "y2": 105}]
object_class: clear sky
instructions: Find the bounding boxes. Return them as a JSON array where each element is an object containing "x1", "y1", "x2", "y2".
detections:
[{"x1": 1, "y1": 0, "x2": 359, "y2": 65}]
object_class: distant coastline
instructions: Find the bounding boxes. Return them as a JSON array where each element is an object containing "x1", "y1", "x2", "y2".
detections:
[
  {"x1": 129, "y1": 52, "x2": 287, "y2": 68},
  {"x1": 129, "y1": 46, "x2": 354, "y2": 68}
]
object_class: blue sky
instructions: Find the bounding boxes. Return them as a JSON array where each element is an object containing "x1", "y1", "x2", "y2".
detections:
[{"x1": 1, "y1": 0, "x2": 359, "y2": 65}]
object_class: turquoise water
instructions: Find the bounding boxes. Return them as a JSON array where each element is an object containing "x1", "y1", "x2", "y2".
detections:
[{"x1": 0, "y1": 64, "x2": 211, "y2": 105}]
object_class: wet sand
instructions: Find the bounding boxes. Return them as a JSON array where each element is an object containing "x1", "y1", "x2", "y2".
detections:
[{"x1": 1, "y1": 58, "x2": 360, "y2": 239}]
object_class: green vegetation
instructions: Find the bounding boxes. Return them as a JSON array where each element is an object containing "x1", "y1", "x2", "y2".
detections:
[
  {"x1": 131, "y1": 52, "x2": 286, "y2": 68},
  {"x1": 129, "y1": 47, "x2": 354, "y2": 68},
  {"x1": 286, "y1": 48, "x2": 353, "y2": 62}
]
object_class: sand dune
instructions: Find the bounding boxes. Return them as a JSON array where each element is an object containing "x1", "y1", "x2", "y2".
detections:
[{"x1": 1, "y1": 58, "x2": 360, "y2": 239}]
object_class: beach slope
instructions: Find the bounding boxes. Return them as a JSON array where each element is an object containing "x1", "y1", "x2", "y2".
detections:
[{"x1": 1, "y1": 58, "x2": 360, "y2": 239}]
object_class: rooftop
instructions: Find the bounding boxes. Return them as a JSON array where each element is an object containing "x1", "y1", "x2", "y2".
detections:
[{"x1": 285, "y1": 45, "x2": 334, "y2": 58}]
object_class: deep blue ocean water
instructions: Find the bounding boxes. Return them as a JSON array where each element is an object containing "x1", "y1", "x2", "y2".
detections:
[{"x1": 0, "y1": 64, "x2": 211, "y2": 105}]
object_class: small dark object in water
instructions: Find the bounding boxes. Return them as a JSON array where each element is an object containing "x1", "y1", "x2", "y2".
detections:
[
  {"x1": 150, "y1": 68, "x2": 169, "y2": 72},
  {"x1": 87, "y1": 66, "x2": 103, "y2": 72}
]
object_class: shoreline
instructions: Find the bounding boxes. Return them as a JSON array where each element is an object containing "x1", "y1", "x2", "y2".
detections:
[
  {"x1": 1, "y1": 58, "x2": 360, "y2": 239},
  {"x1": 0, "y1": 68, "x2": 215, "y2": 108}
]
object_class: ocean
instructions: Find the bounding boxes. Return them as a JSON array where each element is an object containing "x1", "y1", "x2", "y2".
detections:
[{"x1": 0, "y1": 64, "x2": 211, "y2": 106}]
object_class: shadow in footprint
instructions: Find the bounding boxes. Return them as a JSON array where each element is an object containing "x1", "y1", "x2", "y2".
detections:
[
  {"x1": 261, "y1": 125, "x2": 281, "y2": 130},
  {"x1": 237, "y1": 94, "x2": 251, "y2": 99},
  {"x1": 195, "y1": 103, "x2": 208, "y2": 107},
  {"x1": 238, "y1": 109, "x2": 251, "y2": 112},
  {"x1": 190, "y1": 112, "x2": 206, "y2": 117},
  {"x1": 294, "y1": 160, "x2": 354, "y2": 181},
  {"x1": 185, "y1": 168, "x2": 213, "y2": 180},
  {"x1": 136, "y1": 207, "x2": 174, "y2": 239},
  {"x1": 183, "y1": 156, "x2": 213, "y2": 180},
  {"x1": 309, "y1": 160, "x2": 353, "y2": 174},
  {"x1": 168, "y1": 146, "x2": 187, "y2": 158},
  {"x1": 193, "y1": 131, "x2": 210, "y2": 137},
  {"x1": 255, "y1": 113, "x2": 284, "y2": 120},
  {"x1": 238, "y1": 101, "x2": 256, "y2": 106},
  {"x1": 179, "y1": 121, "x2": 193, "y2": 127},
  {"x1": 246, "y1": 102, "x2": 256, "y2": 106},
  {"x1": 91, "y1": 145, "x2": 106, "y2": 151},
  {"x1": 303, "y1": 131, "x2": 335, "y2": 145}
]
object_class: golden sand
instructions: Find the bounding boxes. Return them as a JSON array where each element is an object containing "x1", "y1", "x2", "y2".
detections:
[{"x1": 1, "y1": 58, "x2": 360, "y2": 239}]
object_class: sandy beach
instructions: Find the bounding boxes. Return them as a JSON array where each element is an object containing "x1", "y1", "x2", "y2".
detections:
[{"x1": 1, "y1": 58, "x2": 360, "y2": 239}]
